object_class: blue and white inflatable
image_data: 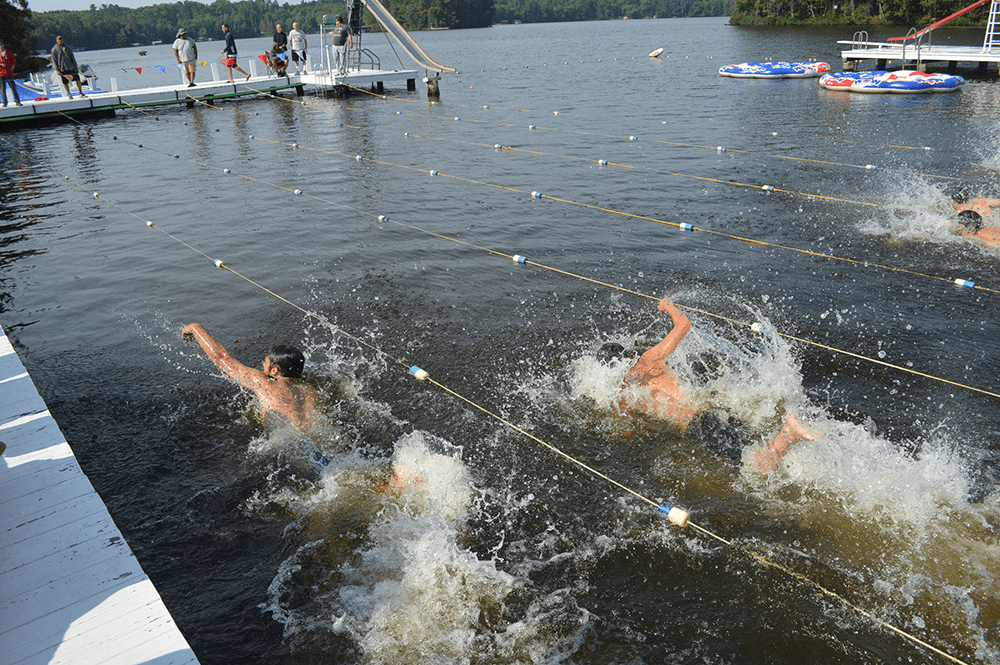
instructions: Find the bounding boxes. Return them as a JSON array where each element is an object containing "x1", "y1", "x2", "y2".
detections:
[
  {"x1": 719, "y1": 61, "x2": 831, "y2": 78},
  {"x1": 819, "y1": 70, "x2": 964, "y2": 93}
]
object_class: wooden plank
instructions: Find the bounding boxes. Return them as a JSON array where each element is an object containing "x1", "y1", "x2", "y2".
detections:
[{"x1": 0, "y1": 324, "x2": 199, "y2": 665}]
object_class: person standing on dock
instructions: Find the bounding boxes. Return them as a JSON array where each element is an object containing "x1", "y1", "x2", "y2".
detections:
[
  {"x1": 0, "y1": 40, "x2": 22, "y2": 107},
  {"x1": 51, "y1": 36, "x2": 86, "y2": 99},
  {"x1": 182, "y1": 323, "x2": 317, "y2": 432},
  {"x1": 332, "y1": 16, "x2": 352, "y2": 76},
  {"x1": 172, "y1": 28, "x2": 198, "y2": 88},
  {"x1": 288, "y1": 22, "x2": 308, "y2": 74},
  {"x1": 220, "y1": 24, "x2": 250, "y2": 83},
  {"x1": 607, "y1": 297, "x2": 818, "y2": 474}
]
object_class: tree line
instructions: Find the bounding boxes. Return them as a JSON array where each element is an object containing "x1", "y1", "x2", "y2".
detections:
[
  {"x1": 729, "y1": 0, "x2": 991, "y2": 25},
  {"x1": 24, "y1": 0, "x2": 492, "y2": 54},
  {"x1": 493, "y1": 0, "x2": 735, "y2": 22}
]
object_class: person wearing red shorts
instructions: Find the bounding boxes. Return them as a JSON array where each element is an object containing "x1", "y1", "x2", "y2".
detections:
[{"x1": 220, "y1": 24, "x2": 249, "y2": 83}]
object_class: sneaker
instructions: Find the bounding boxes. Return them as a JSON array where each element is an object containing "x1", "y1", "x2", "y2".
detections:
[
  {"x1": 188, "y1": 83, "x2": 196, "y2": 87},
  {"x1": 245, "y1": 73, "x2": 251, "y2": 81},
  {"x1": 15, "y1": 102, "x2": 22, "y2": 106}
]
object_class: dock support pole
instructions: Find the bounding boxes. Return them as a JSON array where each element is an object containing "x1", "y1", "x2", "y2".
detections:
[
  {"x1": 407, "y1": 78, "x2": 416, "y2": 91},
  {"x1": 425, "y1": 72, "x2": 440, "y2": 98}
]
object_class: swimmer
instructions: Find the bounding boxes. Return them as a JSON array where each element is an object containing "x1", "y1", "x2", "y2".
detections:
[
  {"x1": 952, "y1": 187, "x2": 1000, "y2": 248},
  {"x1": 607, "y1": 298, "x2": 817, "y2": 474},
  {"x1": 182, "y1": 323, "x2": 317, "y2": 432}
]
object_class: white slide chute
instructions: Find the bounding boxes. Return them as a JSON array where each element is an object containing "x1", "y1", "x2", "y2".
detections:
[{"x1": 362, "y1": 0, "x2": 457, "y2": 72}]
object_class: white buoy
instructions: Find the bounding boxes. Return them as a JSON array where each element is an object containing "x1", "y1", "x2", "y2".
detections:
[
  {"x1": 146, "y1": 221, "x2": 153, "y2": 227},
  {"x1": 214, "y1": 259, "x2": 223, "y2": 268},
  {"x1": 378, "y1": 215, "x2": 388, "y2": 222},
  {"x1": 629, "y1": 136, "x2": 637, "y2": 141},
  {"x1": 223, "y1": 168, "x2": 230, "y2": 174},
  {"x1": 529, "y1": 125, "x2": 535, "y2": 130},
  {"x1": 294, "y1": 189, "x2": 302, "y2": 195},
  {"x1": 356, "y1": 155, "x2": 362, "y2": 161},
  {"x1": 430, "y1": 170, "x2": 438, "y2": 176},
  {"x1": 531, "y1": 191, "x2": 542, "y2": 198},
  {"x1": 93, "y1": 192, "x2": 99, "y2": 198},
  {"x1": 751, "y1": 322, "x2": 763, "y2": 333}
]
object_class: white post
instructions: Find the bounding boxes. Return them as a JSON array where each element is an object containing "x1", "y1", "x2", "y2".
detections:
[
  {"x1": 111, "y1": 77, "x2": 119, "y2": 93},
  {"x1": 179, "y1": 63, "x2": 186, "y2": 86},
  {"x1": 249, "y1": 58, "x2": 258, "y2": 78},
  {"x1": 210, "y1": 62, "x2": 220, "y2": 81}
]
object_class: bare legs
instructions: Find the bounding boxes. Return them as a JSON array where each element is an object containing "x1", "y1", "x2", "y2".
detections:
[{"x1": 753, "y1": 413, "x2": 817, "y2": 474}]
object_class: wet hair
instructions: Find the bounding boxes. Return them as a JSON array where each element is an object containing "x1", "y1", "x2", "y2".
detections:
[
  {"x1": 267, "y1": 345, "x2": 306, "y2": 378},
  {"x1": 598, "y1": 342, "x2": 637, "y2": 362},
  {"x1": 950, "y1": 186, "x2": 971, "y2": 205},
  {"x1": 958, "y1": 209, "x2": 983, "y2": 233}
]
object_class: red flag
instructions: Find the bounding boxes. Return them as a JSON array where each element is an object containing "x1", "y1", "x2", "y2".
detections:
[{"x1": 134, "y1": 67, "x2": 142, "y2": 74}]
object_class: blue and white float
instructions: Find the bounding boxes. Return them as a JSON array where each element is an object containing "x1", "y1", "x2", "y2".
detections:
[
  {"x1": 818, "y1": 70, "x2": 965, "y2": 93},
  {"x1": 718, "y1": 61, "x2": 831, "y2": 78}
]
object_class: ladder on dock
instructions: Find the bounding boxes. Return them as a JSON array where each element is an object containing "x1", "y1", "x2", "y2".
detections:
[{"x1": 985, "y1": 0, "x2": 1000, "y2": 51}]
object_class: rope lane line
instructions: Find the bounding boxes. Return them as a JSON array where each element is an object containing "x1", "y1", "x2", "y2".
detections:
[
  {"x1": 58, "y1": 124, "x2": 1000, "y2": 401},
  {"x1": 164, "y1": 97, "x2": 996, "y2": 298},
  {"x1": 53, "y1": 170, "x2": 976, "y2": 665},
  {"x1": 177, "y1": 81, "x2": 959, "y2": 182}
]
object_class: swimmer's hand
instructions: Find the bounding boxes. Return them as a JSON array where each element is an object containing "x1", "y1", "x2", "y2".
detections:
[
  {"x1": 181, "y1": 323, "x2": 202, "y2": 342},
  {"x1": 182, "y1": 331, "x2": 194, "y2": 342}
]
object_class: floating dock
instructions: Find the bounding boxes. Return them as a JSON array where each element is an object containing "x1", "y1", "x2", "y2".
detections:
[
  {"x1": 0, "y1": 325, "x2": 200, "y2": 664},
  {"x1": 839, "y1": 0, "x2": 1000, "y2": 72},
  {"x1": 838, "y1": 38, "x2": 1000, "y2": 73},
  {"x1": 0, "y1": 67, "x2": 417, "y2": 129}
]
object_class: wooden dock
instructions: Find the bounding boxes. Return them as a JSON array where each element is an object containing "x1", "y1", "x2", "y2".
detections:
[
  {"x1": 0, "y1": 66, "x2": 418, "y2": 129},
  {"x1": 839, "y1": 39, "x2": 1000, "y2": 73},
  {"x1": 0, "y1": 325, "x2": 200, "y2": 665}
]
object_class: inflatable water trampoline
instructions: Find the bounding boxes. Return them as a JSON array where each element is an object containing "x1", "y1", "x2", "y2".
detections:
[
  {"x1": 719, "y1": 62, "x2": 830, "y2": 78},
  {"x1": 818, "y1": 70, "x2": 965, "y2": 93}
]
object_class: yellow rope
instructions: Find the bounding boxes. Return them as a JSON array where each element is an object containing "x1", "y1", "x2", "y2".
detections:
[
  {"x1": 56, "y1": 171, "x2": 975, "y2": 665},
  {"x1": 136, "y1": 96, "x2": 995, "y2": 299},
  {"x1": 79, "y1": 126, "x2": 1000, "y2": 402}
]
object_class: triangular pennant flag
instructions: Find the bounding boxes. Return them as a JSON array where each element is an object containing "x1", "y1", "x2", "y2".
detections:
[
  {"x1": 134, "y1": 67, "x2": 142, "y2": 74},
  {"x1": 199, "y1": 60, "x2": 208, "y2": 68},
  {"x1": 155, "y1": 65, "x2": 166, "y2": 73}
]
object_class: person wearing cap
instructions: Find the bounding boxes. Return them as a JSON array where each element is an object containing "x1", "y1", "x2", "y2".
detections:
[
  {"x1": 173, "y1": 28, "x2": 198, "y2": 87},
  {"x1": 951, "y1": 187, "x2": 1000, "y2": 249},
  {"x1": 51, "y1": 36, "x2": 85, "y2": 99}
]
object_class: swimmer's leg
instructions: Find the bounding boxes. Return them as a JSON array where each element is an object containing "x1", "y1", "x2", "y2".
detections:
[
  {"x1": 374, "y1": 463, "x2": 423, "y2": 495},
  {"x1": 752, "y1": 413, "x2": 818, "y2": 474}
]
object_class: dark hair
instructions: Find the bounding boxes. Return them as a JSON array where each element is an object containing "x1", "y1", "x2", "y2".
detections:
[
  {"x1": 958, "y1": 209, "x2": 983, "y2": 233},
  {"x1": 598, "y1": 342, "x2": 636, "y2": 362},
  {"x1": 951, "y1": 186, "x2": 971, "y2": 205},
  {"x1": 267, "y1": 345, "x2": 306, "y2": 378},
  {"x1": 221, "y1": 23, "x2": 229, "y2": 30}
]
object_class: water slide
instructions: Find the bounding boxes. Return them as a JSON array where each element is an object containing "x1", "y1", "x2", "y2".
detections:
[
  {"x1": 887, "y1": 0, "x2": 990, "y2": 41},
  {"x1": 361, "y1": 0, "x2": 457, "y2": 72}
]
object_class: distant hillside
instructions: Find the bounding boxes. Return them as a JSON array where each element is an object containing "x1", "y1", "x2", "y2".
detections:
[
  {"x1": 28, "y1": 0, "x2": 493, "y2": 52},
  {"x1": 493, "y1": 0, "x2": 735, "y2": 22}
]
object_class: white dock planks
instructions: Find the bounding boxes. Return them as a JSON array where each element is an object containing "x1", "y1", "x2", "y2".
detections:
[{"x1": 0, "y1": 326, "x2": 199, "y2": 665}]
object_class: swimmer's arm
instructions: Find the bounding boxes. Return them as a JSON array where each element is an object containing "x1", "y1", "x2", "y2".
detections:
[
  {"x1": 182, "y1": 323, "x2": 269, "y2": 390},
  {"x1": 643, "y1": 298, "x2": 692, "y2": 364}
]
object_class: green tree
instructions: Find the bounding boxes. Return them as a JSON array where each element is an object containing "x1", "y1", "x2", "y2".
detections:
[{"x1": 1, "y1": 0, "x2": 34, "y2": 71}]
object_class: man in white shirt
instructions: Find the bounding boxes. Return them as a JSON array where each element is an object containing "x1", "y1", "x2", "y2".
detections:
[
  {"x1": 172, "y1": 28, "x2": 198, "y2": 87},
  {"x1": 288, "y1": 22, "x2": 308, "y2": 73}
]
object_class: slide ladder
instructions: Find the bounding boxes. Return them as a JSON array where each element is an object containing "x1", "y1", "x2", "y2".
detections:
[{"x1": 985, "y1": 0, "x2": 1000, "y2": 51}]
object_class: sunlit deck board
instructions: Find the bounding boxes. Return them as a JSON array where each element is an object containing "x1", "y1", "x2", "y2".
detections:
[
  {"x1": 838, "y1": 41, "x2": 1000, "y2": 68},
  {"x1": 0, "y1": 325, "x2": 199, "y2": 665}
]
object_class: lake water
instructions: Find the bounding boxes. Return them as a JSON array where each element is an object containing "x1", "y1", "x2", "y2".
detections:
[{"x1": 3, "y1": 17, "x2": 1000, "y2": 665}]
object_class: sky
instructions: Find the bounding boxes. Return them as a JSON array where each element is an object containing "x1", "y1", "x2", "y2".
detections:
[{"x1": 28, "y1": 0, "x2": 211, "y2": 14}]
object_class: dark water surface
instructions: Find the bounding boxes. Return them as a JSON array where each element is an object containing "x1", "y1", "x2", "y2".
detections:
[{"x1": 3, "y1": 18, "x2": 1000, "y2": 665}]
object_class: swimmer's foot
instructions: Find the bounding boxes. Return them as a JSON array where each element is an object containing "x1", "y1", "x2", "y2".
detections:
[
  {"x1": 375, "y1": 463, "x2": 423, "y2": 495},
  {"x1": 754, "y1": 413, "x2": 820, "y2": 475},
  {"x1": 782, "y1": 413, "x2": 818, "y2": 445}
]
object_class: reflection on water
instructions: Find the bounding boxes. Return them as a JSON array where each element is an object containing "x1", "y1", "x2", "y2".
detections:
[{"x1": 2, "y1": 16, "x2": 1000, "y2": 665}]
